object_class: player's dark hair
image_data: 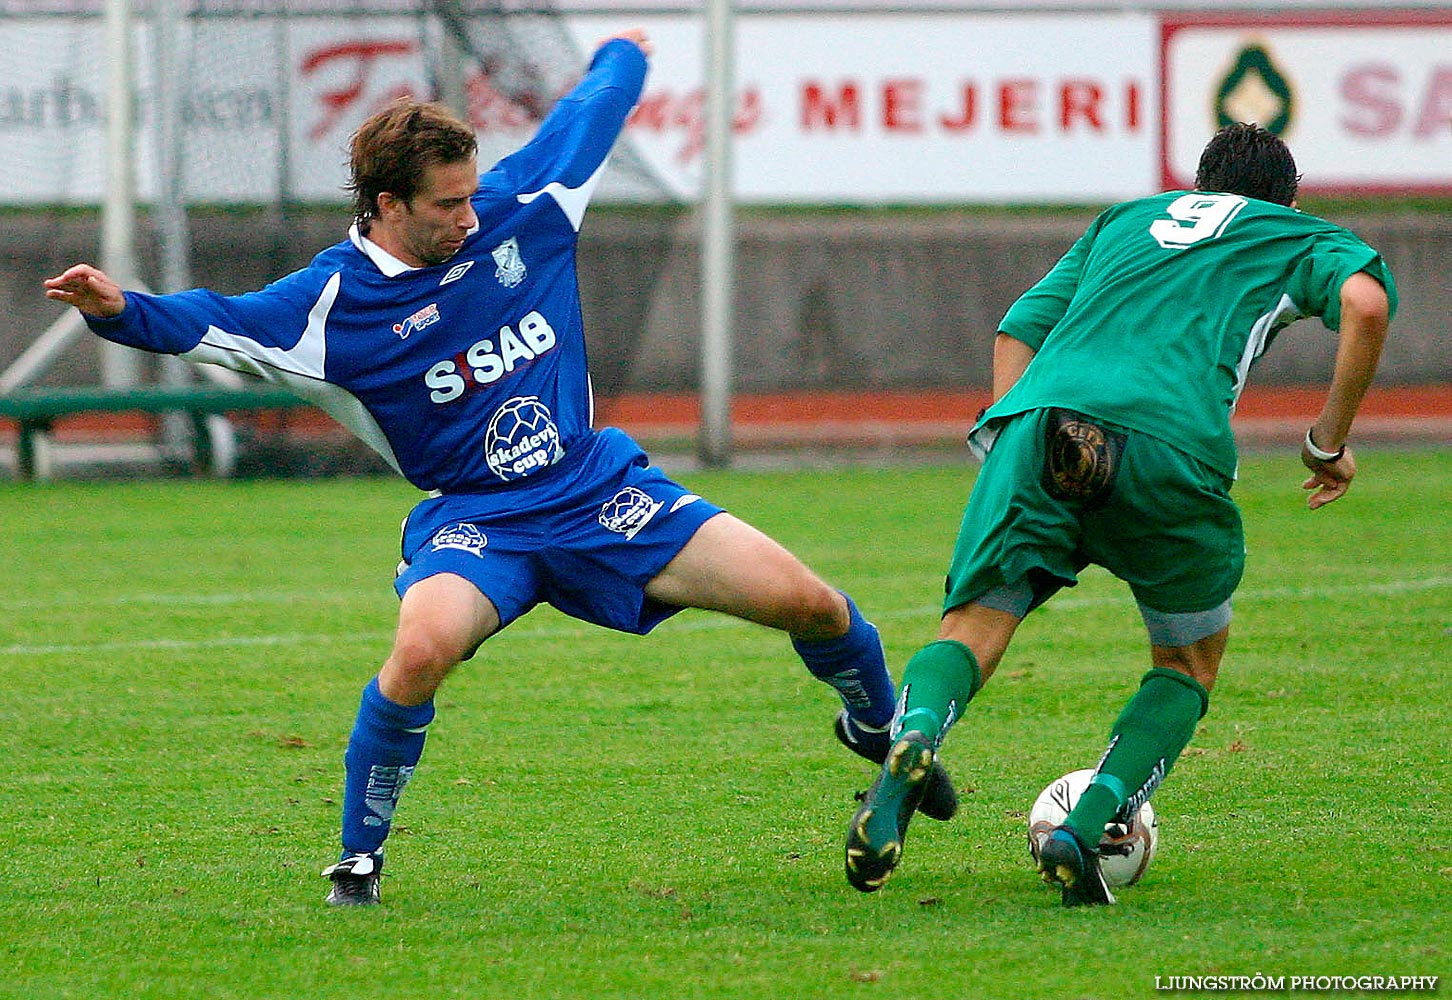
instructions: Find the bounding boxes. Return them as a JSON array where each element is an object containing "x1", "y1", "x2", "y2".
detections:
[
  {"x1": 1194, "y1": 122, "x2": 1300, "y2": 206},
  {"x1": 347, "y1": 100, "x2": 478, "y2": 227}
]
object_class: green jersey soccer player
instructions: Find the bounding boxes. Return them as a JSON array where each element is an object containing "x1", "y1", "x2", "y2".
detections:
[{"x1": 843, "y1": 123, "x2": 1395, "y2": 905}]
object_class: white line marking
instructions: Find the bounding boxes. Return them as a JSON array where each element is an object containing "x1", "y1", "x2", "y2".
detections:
[
  {"x1": 0, "y1": 590, "x2": 377, "y2": 611},
  {"x1": 3, "y1": 576, "x2": 1447, "y2": 658}
]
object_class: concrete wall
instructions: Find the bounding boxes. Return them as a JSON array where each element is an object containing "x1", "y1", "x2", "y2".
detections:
[{"x1": 4, "y1": 205, "x2": 1447, "y2": 395}]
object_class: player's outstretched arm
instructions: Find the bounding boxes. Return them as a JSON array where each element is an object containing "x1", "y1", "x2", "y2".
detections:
[
  {"x1": 44, "y1": 264, "x2": 127, "y2": 318},
  {"x1": 487, "y1": 27, "x2": 650, "y2": 227},
  {"x1": 1300, "y1": 271, "x2": 1390, "y2": 510}
]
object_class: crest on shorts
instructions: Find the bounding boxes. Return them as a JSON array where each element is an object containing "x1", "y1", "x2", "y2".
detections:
[
  {"x1": 1042, "y1": 408, "x2": 1126, "y2": 510},
  {"x1": 431, "y1": 522, "x2": 487, "y2": 556},
  {"x1": 491, "y1": 237, "x2": 526, "y2": 288},
  {"x1": 599, "y1": 487, "x2": 663, "y2": 540}
]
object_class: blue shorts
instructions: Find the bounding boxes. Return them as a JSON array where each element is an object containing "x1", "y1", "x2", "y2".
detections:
[{"x1": 394, "y1": 428, "x2": 723, "y2": 635}]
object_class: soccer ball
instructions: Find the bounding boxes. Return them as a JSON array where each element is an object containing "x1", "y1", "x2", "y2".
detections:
[{"x1": 1027, "y1": 768, "x2": 1158, "y2": 887}]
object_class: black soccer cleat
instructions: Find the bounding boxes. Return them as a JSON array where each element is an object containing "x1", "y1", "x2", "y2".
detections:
[
  {"x1": 1035, "y1": 825, "x2": 1116, "y2": 907},
  {"x1": 844, "y1": 730, "x2": 937, "y2": 893},
  {"x1": 835, "y1": 712, "x2": 959, "y2": 821},
  {"x1": 322, "y1": 853, "x2": 382, "y2": 907}
]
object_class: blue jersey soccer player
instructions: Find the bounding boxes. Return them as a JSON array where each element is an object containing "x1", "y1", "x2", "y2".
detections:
[{"x1": 46, "y1": 29, "x2": 955, "y2": 906}]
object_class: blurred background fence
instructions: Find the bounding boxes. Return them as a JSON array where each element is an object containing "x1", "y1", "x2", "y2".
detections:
[{"x1": 2, "y1": 0, "x2": 1448, "y2": 473}]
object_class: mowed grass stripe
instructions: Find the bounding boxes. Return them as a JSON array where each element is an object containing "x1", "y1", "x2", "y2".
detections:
[{"x1": 3, "y1": 573, "x2": 1449, "y2": 657}]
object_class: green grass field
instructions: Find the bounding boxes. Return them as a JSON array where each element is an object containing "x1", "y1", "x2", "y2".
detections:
[{"x1": 2, "y1": 449, "x2": 1447, "y2": 1000}]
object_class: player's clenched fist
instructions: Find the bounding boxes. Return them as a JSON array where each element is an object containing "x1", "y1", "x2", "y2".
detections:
[
  {"x1": 598, "y1": 28, "x2": 651, "y2": 56},
  {"x1": 44, "y1": 264, "x2": 127, "y2": 318}
]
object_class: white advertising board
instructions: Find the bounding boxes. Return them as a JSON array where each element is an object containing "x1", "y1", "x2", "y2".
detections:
[
  {"x1": 1161, "y1": 11, "x2": 1452, "y2": 195},
  {"x1": 571, "y1": 13, "x2": 1158, "y2": 203},
  {"x1": 6, "y1": 9, "x2": 1448, "y2": 204},
  {"x1": 0, "y1": 12, "x2": 1157, "y2": 204}
]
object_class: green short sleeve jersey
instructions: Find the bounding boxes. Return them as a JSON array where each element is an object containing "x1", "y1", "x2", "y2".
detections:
[{"x1": 979, "y1": 191, "x2": 1397, "y2": 478}]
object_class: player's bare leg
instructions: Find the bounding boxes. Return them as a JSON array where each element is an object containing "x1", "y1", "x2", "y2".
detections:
[
  {"x1": 936, "y1": 600, "x2": 1022, "y2": 682},
  {"x1": 1044, "y1": 625, "x2": 1227, "y2": 906},
  {"x1": 646, "y1": 512, "x2": 958, "y2": 820},
  {"x1": 644, "y1": 512, "x2": 845, "y2": 636},
  {"x1": 1150, "y1": 628, "x2": 1227, "y2": 694},
  {"x1": 381, "y1": 572, "x2": 501, "y2": 705},
  {"x1": 326, "y1": 574, "x2": 500, "y2": 906},
  {"x1": 842, "y1": 599, "x2": 1019, "y2": 891}
]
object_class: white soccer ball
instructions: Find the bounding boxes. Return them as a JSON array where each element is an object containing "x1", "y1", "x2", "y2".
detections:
[{"x1": 1027, "y1": 768, "x2": 1158, "y2": 888}]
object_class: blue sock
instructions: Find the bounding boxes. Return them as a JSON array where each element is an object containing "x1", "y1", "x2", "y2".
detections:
[
  {"x1": 791, "y1": 593, "x2": 896, "y2": 728},
  {"x1": 340, "y1": 677, "x2": 435, "y2": 861}
]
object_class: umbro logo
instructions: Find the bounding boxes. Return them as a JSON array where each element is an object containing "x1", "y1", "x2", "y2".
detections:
[{"x1": 439, "y1": 260, "x2": 474, "y2": 286}]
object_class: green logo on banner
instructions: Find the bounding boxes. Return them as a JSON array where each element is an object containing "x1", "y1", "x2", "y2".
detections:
[{"x1": 1214, "y1": 43, "x2": 1294, "y2": 135}]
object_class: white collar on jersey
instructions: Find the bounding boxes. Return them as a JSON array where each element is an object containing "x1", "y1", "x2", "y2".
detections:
[
  {"x1": 349, "y1": 222, "x2": 418, "y2": 278},
  {"x1": 348, "y1": 220, "x2": 481, "y2": 277}
]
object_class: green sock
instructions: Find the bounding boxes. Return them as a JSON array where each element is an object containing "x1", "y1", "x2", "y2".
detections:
[
  {"x1": 894, "y1": 639, "x2": 982, "y2": 747},
  {"x1": 1065, "y1": 667, "x2": 1209, "y2": 847}
]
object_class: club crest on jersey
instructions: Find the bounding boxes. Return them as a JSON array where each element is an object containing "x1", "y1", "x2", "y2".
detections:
[
  {"x1": 393, "y1": 302, "x2": 440, "y2": 340},
  {"x1": 439, "y1": 260, "x2": 474, "y2": 286},
  {"x1": 491, "y1": 237, "x2": 526, "y2": 288},
  {"x1": 599, "y1": 487, "x2": 663, "y2": 540},
  {"x1": 431, "y1": 522, "x2": 487, "y2": 556}
]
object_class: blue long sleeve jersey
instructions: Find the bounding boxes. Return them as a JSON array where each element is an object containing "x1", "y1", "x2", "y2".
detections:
[{"x1": 86, "y1": 40, "x2": 647, "y2": 495}]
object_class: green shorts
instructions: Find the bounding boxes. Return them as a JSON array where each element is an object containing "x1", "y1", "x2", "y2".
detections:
[{"x1": 946, "y1": 407, "x2": 1245, "y2": 616}]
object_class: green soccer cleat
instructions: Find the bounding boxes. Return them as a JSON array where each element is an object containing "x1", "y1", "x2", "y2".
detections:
[
  {"x1": 844, "y1": 730, "x2": 937, "y2": 893},
  {"x1": 834, "y1": 712, "x2": 959, "y2": 821},
  {"x1": 1035, "y1": 825, "x2": 1116, "y2": 907}
]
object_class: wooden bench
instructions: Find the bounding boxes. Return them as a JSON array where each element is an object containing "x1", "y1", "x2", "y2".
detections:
[{"x1": 0, "y1": 385, "x2": 307, "y2": 480}]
